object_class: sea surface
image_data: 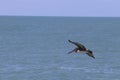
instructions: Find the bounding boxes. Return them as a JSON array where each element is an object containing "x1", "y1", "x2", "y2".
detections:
[{"x1": 0, "y1": 16, "x2": 120, "y2": 80}]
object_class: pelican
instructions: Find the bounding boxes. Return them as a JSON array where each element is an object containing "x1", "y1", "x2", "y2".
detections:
[{"x1": 68, "y1": 40, "x2": 95, "y2": 59}]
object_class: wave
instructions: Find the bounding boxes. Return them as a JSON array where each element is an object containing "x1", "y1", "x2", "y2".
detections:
[
  {"x1": 60, "y1": 66, "x2": 83, "y2": 70},
  {"x1": 59, "y1": 66, "x2": 118, "y2": 74}
]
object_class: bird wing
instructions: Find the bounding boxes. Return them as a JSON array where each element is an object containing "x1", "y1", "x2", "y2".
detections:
[
  {"x1": 67, "y1": 48, "x2": 76, "y2": 54},
  {"x1": 68, "y1": 40, "x2": 86, "y2": 50}
]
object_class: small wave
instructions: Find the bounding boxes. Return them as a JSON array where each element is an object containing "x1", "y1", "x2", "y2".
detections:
[
  {"x1": 59, "y1": 66, "x2": 117, "y2": 74},
  {"x1": 59, "y1": 67, "x2": 83, "y2": 70},
  {"x1": 0, "y1": 64, "x2": 30, "y2": 74}
]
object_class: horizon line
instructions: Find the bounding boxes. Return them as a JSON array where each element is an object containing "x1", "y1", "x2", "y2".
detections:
[{"x1": 0, "y1": 15, "x2": 120, "y2": 18}]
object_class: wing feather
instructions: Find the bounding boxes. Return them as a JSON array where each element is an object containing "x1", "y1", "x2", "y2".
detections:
[{"x1": 68, "y1": 40, "x2": 86, "y2": 50}]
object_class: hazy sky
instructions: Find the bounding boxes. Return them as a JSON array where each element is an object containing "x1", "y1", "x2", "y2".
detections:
[{"x1": 0, "y1": 0, "x2": 120, "y2": 17}]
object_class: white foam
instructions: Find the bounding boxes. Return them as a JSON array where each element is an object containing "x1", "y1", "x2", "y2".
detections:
[{"x1": 59, "y1": 66, "x2": 83, "y2": 70}]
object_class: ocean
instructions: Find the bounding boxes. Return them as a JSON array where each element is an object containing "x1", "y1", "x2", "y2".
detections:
[{"x1": 0, "y1": 16, "x2": 120, "y2": 80}]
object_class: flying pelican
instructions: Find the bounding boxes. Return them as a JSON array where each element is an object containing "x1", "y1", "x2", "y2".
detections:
[{"x1": 68, "y1": 40, "x2": 95, "y2": 59}]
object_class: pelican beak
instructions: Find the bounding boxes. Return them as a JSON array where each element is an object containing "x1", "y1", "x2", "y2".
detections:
[{"x1": 91, "y1": 55, "x2": 95, "y2": 59}]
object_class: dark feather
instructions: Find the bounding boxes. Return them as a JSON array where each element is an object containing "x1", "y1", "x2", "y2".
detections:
[{"x1": 68, "y1": 40, "x2": 86, "y2": 51}]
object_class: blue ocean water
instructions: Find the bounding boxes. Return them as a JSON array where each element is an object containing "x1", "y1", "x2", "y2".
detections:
[{"x1": 0, "y1": 16, "x2": 120, "y2": 80}]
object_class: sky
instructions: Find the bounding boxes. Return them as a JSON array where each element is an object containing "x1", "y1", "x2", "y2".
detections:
[{"x1": 0, "y1": 0, "x2": 120, "y2": 17}]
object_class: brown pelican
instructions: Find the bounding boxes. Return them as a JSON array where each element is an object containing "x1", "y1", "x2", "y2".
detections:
[{"x1": 68, "y1": 40, "x2": 95, "y2": 59}]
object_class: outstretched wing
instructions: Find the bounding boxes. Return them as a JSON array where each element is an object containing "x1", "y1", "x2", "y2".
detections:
[
  {"x1": 67, "y1": 48, "x2": 76, "y2": 54},
  {"x1": 68, "y1": 40, "x2": 86, "y2": 50}
]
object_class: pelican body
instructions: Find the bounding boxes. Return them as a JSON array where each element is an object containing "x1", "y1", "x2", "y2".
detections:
[{"x1": 68, "y1": 40, "x2": 95, "y2": 59}]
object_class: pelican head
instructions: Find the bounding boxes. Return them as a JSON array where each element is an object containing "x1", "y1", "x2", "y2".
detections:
[
  {"x1": 87, "y1": 49, "x2": 92, "y2": 54},
  {"x1": 86, "y1": 49, "x2": 95, "y2": 59}
]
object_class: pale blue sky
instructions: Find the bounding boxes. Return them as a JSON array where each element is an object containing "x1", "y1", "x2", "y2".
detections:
[{"x1": 0, "y1": 0, "x2": 120, "y2": 17}]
